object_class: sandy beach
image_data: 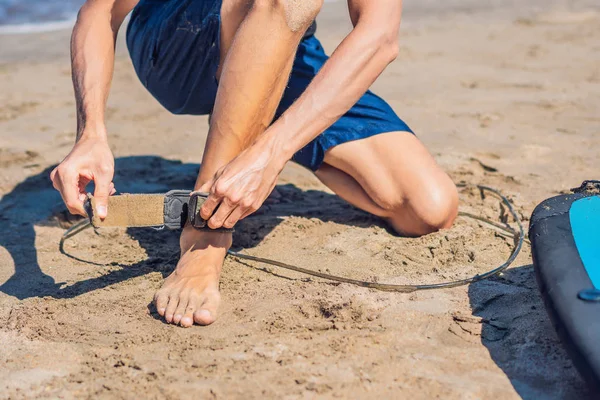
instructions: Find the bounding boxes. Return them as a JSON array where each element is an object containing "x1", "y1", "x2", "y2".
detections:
[{"x1": 1, "y1": 0, "x2": 599, "y2": 398}]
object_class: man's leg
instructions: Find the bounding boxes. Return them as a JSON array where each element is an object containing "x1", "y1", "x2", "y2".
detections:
[
  {"x1": 154, "y1": 0, "x2": 322, "y2": 327},
  {"x1": 315, "y1": 131, "x2": 459, "y2": 236}
]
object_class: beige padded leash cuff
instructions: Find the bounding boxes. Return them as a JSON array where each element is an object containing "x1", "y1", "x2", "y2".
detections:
[{"x1": 88, "y1": 193, "x2": 165, "y2": 228}]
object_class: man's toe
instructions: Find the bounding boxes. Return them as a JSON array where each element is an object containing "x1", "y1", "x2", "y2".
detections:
[
  {"x1": 193, "y1": 309, "x2": 215, "y2": 325},
  {"x1": 194, "y1": 293, "x2": 219, "y2": 325},
  {"x1": 164, "y1": 296, "x2": 180, "y2": 324},
  {"x1": 154, "y1": 291, "x2": 169, "y2": 317},
  {"x1": 173, "y1": 300, "x2": 188, "y2": 325},
  {"x1": 180, "y1": 296, "x2": 199, "y2": 328}
]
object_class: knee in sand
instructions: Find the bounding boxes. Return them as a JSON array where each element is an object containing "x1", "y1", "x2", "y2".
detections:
[{"x1": 383, "y1": 177, "x2": 459, "y2": 236}]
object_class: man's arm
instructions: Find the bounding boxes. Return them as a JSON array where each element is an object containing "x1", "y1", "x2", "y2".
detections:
[
  {"x1": 71, "y1": 0, "x2": 136, "y2": 137},
  {"x1": 51, "y1": 0, "x2": 137, "y2": 218},
  {"x1": 261, "y1": 0, "x2": 402, "y2": 159},
  {"x1": 199, "y1": 0, "x2": 403, "y2": 228}
]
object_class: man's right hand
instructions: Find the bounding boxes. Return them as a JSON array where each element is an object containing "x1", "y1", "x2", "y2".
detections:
[{"x1": 51, "y1": 135, "x2": 115, "y2": 219}]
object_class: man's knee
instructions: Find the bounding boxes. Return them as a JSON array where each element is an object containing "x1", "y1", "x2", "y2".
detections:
[
  {"x1": 415, "y1": 180, "x2": 459, "y2": 232},
  {"x1": 251, "y1": 0, "x2": 322, "y2": 32},
  {"x1": 385, "y1": 177, "x2": 459, "y2": 236}
]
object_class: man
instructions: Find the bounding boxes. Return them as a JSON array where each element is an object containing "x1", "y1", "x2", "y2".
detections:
[{"x1": 51, "y1": 0, "x2": 458, "y2": 328}]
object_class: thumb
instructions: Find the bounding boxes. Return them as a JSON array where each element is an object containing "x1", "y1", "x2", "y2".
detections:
[
  {"x1": 197, "y1": 179, "x2": 214, "y2": 194},
  {"x1": 93, "y1": 176, "x2": 112, "y2": 219}
]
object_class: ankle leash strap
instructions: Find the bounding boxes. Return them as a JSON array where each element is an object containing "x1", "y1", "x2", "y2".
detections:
[{"x1": 84, "y1": 190, "x2": 233, "y2": 232}]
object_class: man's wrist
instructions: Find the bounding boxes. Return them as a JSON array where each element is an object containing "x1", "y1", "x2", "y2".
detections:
[
  {"x1": 77, "y1": 124, "x2": 108, "y2": 142},
  {"x1": 259, "y1": 127, "x2": 296, "y2": 169}
]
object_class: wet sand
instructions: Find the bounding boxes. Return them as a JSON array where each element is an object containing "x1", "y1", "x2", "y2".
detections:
[{"x1": 1, "y1": 1, "x2": 599, "y2": 398}]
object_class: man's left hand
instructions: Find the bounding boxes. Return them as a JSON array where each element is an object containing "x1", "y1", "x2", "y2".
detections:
[{"x1": 198, "y1": 143, "x2": 286, "y2": 229}]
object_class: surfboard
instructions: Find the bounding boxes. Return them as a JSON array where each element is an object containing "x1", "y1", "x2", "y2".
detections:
[{"x1": 529, "y1": 181, "x2": 600, "y2": 393}]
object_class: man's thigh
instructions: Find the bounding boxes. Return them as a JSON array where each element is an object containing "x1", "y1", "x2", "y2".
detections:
[{"x1": 127, "y1": 0, "x2": 222, "y2": 115}]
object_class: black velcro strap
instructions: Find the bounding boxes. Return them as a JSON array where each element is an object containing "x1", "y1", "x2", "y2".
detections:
[
  {"x1": 163, "y1": 190, "x2": 192, "y2": 230},
  {"x1": 165, "y1": 190, "x2": 233, "y2": 232}
]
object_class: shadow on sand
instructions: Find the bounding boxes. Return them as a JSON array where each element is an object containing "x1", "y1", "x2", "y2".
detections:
[
  {"x1": 0, "y1": 155, "x2": 381, "y2": 301},
  {"x1": 468, "y1": 265, "x2": 591, "y2": 399}
]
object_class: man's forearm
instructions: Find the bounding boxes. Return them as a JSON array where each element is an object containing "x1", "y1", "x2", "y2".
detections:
[
  {"x1": 71, "y1": 0, "x2": 134, "y2": 140},
  {"x1": 262, "y1": 7, "x2": 402, "y2": 161}
]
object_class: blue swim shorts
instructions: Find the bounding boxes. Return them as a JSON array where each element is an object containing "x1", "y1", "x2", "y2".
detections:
[{"x1": 126, "y1": 0, "x2": 412, "y2": 171}]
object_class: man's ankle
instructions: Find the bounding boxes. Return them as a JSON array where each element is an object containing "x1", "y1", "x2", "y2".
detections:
[{"x1": 180, "y1": 226, "x2": 233, "y2": 252}]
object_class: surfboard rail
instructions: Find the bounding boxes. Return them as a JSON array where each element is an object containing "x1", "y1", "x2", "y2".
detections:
[{"x1": 530, "y1": 181, "x2": 600, "y2": 394}]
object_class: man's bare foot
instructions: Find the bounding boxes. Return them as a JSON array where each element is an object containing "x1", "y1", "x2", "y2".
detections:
[{"x1": 154, "y1": 226, "x2": 232, "y2": 327}]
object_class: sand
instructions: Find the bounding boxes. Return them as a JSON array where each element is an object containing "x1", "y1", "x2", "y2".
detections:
[{"x1": 1, "y1": 1, "x2": 599, "y2": 398}]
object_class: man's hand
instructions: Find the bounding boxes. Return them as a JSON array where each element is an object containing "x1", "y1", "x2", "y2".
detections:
[
  {"x1": 51, "y1": 135, "x2": 115, "y2": 218},
  {"x1": 198, "y1": 143, "x2": 286, "y2": 229}
]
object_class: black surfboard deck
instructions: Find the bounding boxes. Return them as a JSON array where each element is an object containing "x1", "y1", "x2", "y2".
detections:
[{"x1": 529, "y1": 181, "x2": 600, "y2": 393}]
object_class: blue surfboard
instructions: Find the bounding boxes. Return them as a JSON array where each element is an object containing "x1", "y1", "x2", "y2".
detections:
[{"x1": 529, "y1": 181, "x2": 600, "y2": 393}]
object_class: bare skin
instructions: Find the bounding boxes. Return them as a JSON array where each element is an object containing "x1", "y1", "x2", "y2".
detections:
[
  {"x1": 157, "y1": 0, "x2": 319, "y2": 326},
  {"x1": 52, "y1": 0, "x2": 458, "y2": 328}
]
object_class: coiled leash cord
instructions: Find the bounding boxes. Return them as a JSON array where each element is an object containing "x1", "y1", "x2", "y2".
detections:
[{"x1": 60, "y1": 184, "x2": 524, "y2": 293}]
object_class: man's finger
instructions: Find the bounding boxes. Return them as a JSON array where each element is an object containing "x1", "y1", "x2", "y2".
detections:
[
  {"x1": 200, "y1": 192, "x2": 222, "y2": 221},
  {"x1": 194, "y1": 178, "x2": 218, "y2": 220},
  {"x1": 197, "y1": 179, "x2": 213, "y2": 193},
  {"x1": 93, "y1": 175, "x2": 112, "y2": 219},
  {"x1": 240, "y1": 204, "x2": 259, "y2": 221},
  {"x1": 60, "y1": 172, "x2": 86, "y2": 216},
  {"x1": 223, "y1": 206, "x2": 246, "y2": 229},
  {"x1": 207, "y1": 199, "x2": 235, "y2": 229},
  {"x1": 50, "y1": 168, "x2": 58, "y2": 184}
]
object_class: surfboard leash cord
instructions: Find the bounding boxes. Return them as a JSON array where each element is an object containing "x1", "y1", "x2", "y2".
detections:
[{"x1": 60, "y1": 183, "x2": 525, "y2": 293}]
